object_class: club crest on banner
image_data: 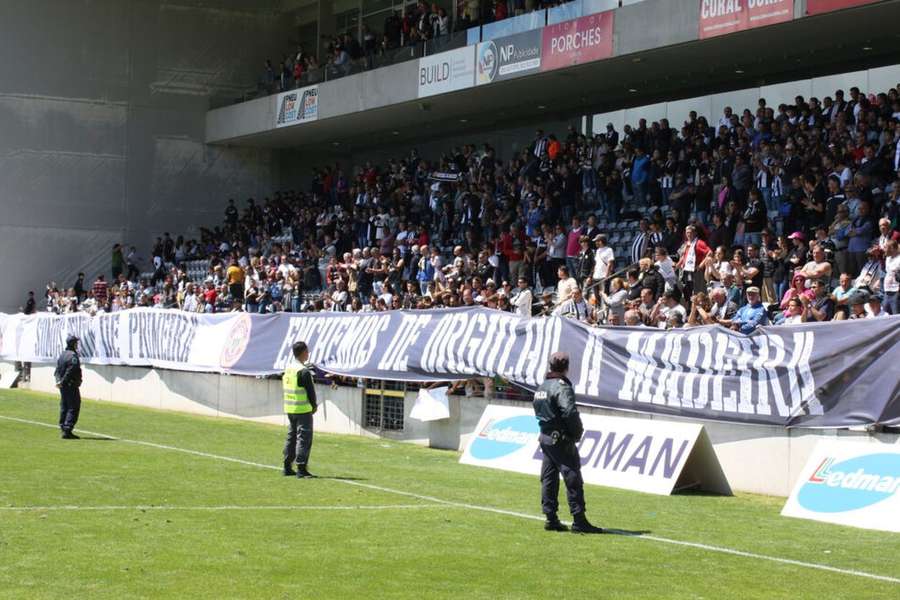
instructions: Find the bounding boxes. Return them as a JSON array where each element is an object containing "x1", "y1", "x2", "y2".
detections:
[{"x1": 220, "y1": 312, "x2": 252, "y2": 369}]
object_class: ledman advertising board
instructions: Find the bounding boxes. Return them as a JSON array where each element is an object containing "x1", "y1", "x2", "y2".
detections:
[
  {"x1": 782, "y1": 440, "x2": 900, "y2": 533},
  {"x1": 460, "y1": 404, "x2": 731, "y2": 495}
]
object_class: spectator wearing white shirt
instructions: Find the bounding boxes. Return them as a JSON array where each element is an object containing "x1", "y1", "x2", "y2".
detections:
[
  {"x1": 866, "y1": 293, "x2": 887, "y2": 318},
  {"x1": 555, "y1": 266, "x2": 578, "y2": 304},
  {"x1": 877, "y1": 218, "x2": 899, "y2": 251},
  {"x1": 591, "y1": 234, "x2": 615, "y2": 284},
  {"x1": 650, "y1": 290, "x2": 687, "y2": 329},
  {"x1": 883, "y1": 240, "x2": 899, "y2": 314},
  {"x1": 653, "y1": 246, "x2": 678, "y2": 292},
  {"x1": 511, "y1": 277, "x2": 533, "y2": 318},
  {"x1": 718, "y1": 106, "x2": 735, "y2": 131}
]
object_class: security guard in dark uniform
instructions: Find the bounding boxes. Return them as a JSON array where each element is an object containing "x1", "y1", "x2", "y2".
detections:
[
  {"x1": 533, "y1": 352, "x2": 603, "y2": 534},
  {"x1": 54, "y1": 334, "x2": 83, "y2": 439},
  {"x1": 282, "y1": 341, "x2": 318, "y2": 478}
]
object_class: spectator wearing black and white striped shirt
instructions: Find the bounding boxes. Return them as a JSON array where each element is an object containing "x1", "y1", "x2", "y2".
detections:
[{"x1": 631, "y1": 219, "x2": 650, "y2": 265}]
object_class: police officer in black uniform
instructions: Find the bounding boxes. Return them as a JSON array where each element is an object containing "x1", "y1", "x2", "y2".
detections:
[
  {"x1": 533, "y1": 352, "x2": 603, "y2": 534},
  {"x1": 54, "y1": 334, "x2": 83, "y2": 439}
]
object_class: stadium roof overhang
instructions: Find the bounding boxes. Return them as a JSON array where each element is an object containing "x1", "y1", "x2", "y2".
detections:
[{"x1": 210, "y1": 1, "x2": 900, "y2": 152}]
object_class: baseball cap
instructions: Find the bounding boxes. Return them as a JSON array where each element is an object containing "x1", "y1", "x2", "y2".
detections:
[
  {"x1": 746, "y1": 286, "x2": 760, "y2": 294},
  {"x1": 787, "y1": 231, "x2": 806, "y2": 241},
  {"x1": 593, "y1": 234, "x2": 607, "y2": 243},
  {"x1": 848, "y1": 290, "x2": 870, "y2": 305}
]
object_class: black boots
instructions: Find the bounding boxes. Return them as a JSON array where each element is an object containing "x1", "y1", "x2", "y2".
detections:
[
  {"x1": 61, "y1": 431, "x2": 79, "y2": 439},
  {"x1": 283, "y1": 463, "x2": 313, "y2": 478},
  {"x1": 571, "y1": 513, "x2": 604, "y2": 534},
  {"x1": 544, "y1": 514, "x2": 568, "y2": 532}
]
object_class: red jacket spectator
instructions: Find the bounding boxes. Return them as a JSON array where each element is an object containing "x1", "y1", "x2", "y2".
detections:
[
  {"x1": 92, "y1": 276, "x2": 108, "y2": 306},
  {"x1": 499, "y1": 227, "x2": 526, "y2": 261},
  {"x1": 547, "y1": 138, "x2": 561, "y2": 161},
  {"x1": 494, "y1": 1, "x2": 508, "y2": 21},
  {"x1": 677, "y1": 237, "x2": 711, "y2": 270}
]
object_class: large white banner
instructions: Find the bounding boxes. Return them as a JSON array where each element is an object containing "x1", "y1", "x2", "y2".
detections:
[
  {"x1": 460, "y1": 404, "x2": 730, "y2": 495},
  {"x1": 417, "y1": 47, "x2": 475, "y2": 98},
  {"x1": 782, "y1": 440, "x2": 900, "y2": 533},
  {"x1": 275, "y1": 85, "x2": 318, "y2": 128}
]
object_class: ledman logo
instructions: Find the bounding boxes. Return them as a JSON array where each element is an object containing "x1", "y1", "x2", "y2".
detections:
[
  {"x1": 220, "y1": 313, "x2": 252, "y2": 369},
  {"x1": 470, "y1": 415, "x2": 538, "y2": 460},
  {"x1": 798, "y1": 454, "x2": 900, "y2": 513}
]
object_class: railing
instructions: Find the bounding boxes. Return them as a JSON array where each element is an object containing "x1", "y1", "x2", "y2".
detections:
[{"x1": 238, "y1": 0, "x2": 645, "y2": 105}]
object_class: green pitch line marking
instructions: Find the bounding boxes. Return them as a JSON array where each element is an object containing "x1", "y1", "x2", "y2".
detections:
[
  {"x1": 0, "y1": 504, "x2": 443, "y2": 511},
  {"x1": 2, "y1": 414, "x2": 898, "y2": 585}
]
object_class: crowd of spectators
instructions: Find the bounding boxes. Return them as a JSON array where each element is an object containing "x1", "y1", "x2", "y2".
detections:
[
  {"x1": 35, "y1": 84, "x2": 900, "y2": 335},
  {"x1": 262, "y1": 1, "x2": 580, "y2": 92}
]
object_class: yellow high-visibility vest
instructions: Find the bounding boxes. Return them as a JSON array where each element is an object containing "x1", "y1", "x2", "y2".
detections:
[{"x1": 283, "y1": 363, "x2": 312, "y2": 414}]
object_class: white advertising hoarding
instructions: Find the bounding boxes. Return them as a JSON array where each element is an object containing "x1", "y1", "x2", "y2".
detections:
[
  {"x1": 782, "y1": 440, "x2": 900, "y2": 533},
  {"x1": 460, "y1": 404, "x2": 730, "y2": 496},
  {"x1": 417, "y1": 47, "x2": 475, "y2": 98},
  {"x1": 275, "y1": 85, "x2": 318, "y2": 128}
]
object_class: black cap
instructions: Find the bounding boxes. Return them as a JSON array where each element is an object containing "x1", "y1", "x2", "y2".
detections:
[{"x1": 66, "y1": 334, "x2": 79, "y2": 344}]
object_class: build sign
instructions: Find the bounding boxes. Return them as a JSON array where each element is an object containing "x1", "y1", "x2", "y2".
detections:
[{"x1": 417, "y1": 46, "x2": 475, "y2": 98}]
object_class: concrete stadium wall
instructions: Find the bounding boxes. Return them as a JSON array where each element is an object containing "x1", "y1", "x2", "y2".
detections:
[
  {"x1": 9, "y1": 361, "x2": 898, "y2": 498},
  {"x1": 0, "y1": 1, "x2": 291, "y2": 313}
]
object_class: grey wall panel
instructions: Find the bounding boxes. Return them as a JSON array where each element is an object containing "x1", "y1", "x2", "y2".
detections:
[
  {"x1": 210, "y1": 59, "x2": 425, "y2": 141},
  {"x1": 359, "y1": 61, "x2": 419, "y2": 112},
  {"x1": 615, "y1": 0, "x2": 698, "y2": 56},
  {"x1": 0, "y1": 225, "x2": 121, "y2": 311},
  {"x1": 205, "y1": 95, "x2": 277, "y2": 142},
  {"x1": 0, "y1": 0, "x2": 286, "y2": 312},
  {"x1": 318, "y1": 74, "x2": 365, "y2": 118}
]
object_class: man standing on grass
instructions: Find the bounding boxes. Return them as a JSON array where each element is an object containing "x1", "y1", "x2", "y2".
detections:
[
  {"x1": 532, "y1": 352, "x2": 603, "y2": 535},
  {"x1": 283, "y1": 341, "x2": 317, "y2": 478},
  {"x1": 54, "y1": 334, "x2": 82, "y2": 440}
]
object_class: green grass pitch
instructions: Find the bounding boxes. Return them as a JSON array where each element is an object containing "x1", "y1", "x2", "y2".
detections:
[{"x1": 1, "y1": 388, "x2": 898, "y2": 599}]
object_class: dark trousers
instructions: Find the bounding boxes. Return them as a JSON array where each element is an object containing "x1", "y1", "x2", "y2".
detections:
[
  {"x1": 283, "y1": 412, "x2": 314, "y2": 467},
  {"x1": 540, "y1": 437, "x2": 586, "y2": 518},
  {"x1": 59, "y1": 387, "x2": 81, "y2": 433}
]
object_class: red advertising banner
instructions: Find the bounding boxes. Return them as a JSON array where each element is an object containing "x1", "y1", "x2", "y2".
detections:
[
  {"x1": 540, "y1": 11, "x2": 614, "y2": 72},
  {"x1": 699, "y1": 0, "x2": 793, "y2": 40},
  {"x1": 807, "y1": 0, "x2": 880, "y2": 15}
]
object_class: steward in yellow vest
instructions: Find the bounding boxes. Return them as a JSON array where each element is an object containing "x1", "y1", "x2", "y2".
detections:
[{"x1": 282, "y1": 341, "x2": 317, "y2": 478}]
